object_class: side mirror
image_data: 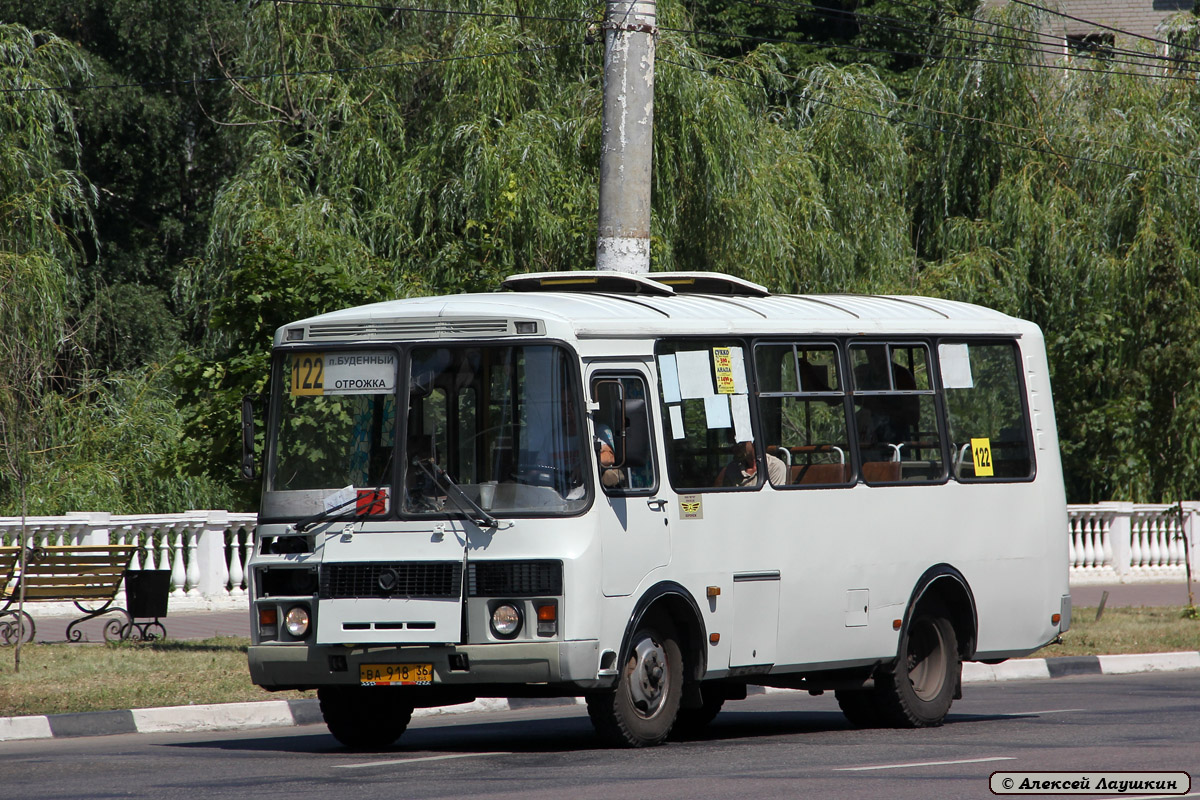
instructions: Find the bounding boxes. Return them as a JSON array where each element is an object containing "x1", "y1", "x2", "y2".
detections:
[{"x1": 240, "y1": 395, "x2": 257, "y2": 481}]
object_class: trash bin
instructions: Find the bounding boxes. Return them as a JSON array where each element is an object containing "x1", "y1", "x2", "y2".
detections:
[{"x1": 125, "y1": 570, "x2": 171, "y2": 619}]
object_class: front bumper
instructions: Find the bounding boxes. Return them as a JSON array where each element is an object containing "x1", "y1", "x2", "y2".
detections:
[{"x1": 249, "y1": 639, "x2": 607, "y2": 692}]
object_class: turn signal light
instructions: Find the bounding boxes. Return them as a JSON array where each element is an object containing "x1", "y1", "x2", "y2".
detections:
[
  {"x1": 893, "y1": 619, "x2": 903, "y2": 631},
  {"x1": 535, "y1": 602, "x2": 557, "y2": 637},
  {"x1": 709, "y1": 633, "x2": 720, "y2": 645},
  {"x1": 706, "y1": 586, "x2": 721, "y2": 598},
  {"x1": 1051, "y1": 613, "x2": 1061, "y2": 625},
  {"x1": 258, "y1": 606, "x2": 278, "y2": 640}
]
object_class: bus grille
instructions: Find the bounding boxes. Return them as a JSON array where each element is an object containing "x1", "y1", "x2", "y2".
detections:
[
  {"x1": 467, "y1": 560, "x2": 563, "y2": 597},
  {"x1": 319, "y1": 562, "x2": 462, "y2": 599}
]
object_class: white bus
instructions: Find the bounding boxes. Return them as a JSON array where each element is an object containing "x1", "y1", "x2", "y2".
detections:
[{"x1": 244, "y1": 270, "x2": 1070, "y2": 749}]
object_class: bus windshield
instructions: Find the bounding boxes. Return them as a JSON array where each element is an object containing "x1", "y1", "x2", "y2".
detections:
[{"x1": 265, "y1": 344, "x2": 589, "y2": 518}]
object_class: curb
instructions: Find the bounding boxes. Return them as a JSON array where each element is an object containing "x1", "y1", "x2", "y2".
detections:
[{"x1": 3, "y1": 652, "x2": 1198, "y2": 743}]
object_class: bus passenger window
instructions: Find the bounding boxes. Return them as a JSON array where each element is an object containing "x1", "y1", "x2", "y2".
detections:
[
  {"x1": 592, "y1": 375, "x2": 656, "y2": 494},
  {"x1": 753, "y1": 343, "x2": 853, "y2": 487},
  {"x1": 940, "y1": 341, "x2": 1033, "y2": 481},
  {"x1": 656, "y1": 340, "x2": 761, "y2": 491},
  {"x1": 850, "y1": 343, "x2": 945, "y2": 484}
]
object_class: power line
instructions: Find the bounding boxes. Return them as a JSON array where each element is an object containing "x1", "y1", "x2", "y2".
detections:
[
  {"x1": 0, "y1": 41, "x2": 580, "y2": 95},
  {"x1": 659, "y1": 21, "x2": 1200, "y2": 83},
  {"x1": 744, "y1": 0, "x2": 1195, "y2": 70},
  {"x1": 274, "y1": 0, "x2": 591, "y2": 24},
  {"x1": 1006, "y1": 0, "x2": 1200, "y2": 57},
  {"x1": 885, "y1": 0, "x2": 1200, "y2": 62},
  {"x1": 658, "y1": 55, "x2": 1200, "y2": 183}
]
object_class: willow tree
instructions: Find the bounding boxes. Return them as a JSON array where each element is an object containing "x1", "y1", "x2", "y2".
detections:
[
  {"x1": 0, "y1": 24, "x2": 93, "y2": 513},
  {"x1": 907, "y1": 5, "x2": 1200, "y2": 502},
  {"x1": 178, "y1": 0, "x2": 916, "y2": 488},
  {"x1": 199, "y1": 0, "x2": 917, "y2": 293}
]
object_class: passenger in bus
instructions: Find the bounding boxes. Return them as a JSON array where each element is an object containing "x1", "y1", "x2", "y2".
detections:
[
  {"x1": 854, "y1": 348, "x2": 919, "y2": 453},
  {"x1": 594, "y1": 422, "x2": 623, "y2": 488},
  {"x1": 715, "y1": 437, "x2": 787, "y2": 487}
]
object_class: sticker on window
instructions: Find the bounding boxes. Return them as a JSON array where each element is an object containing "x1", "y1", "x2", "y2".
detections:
[
  {"x1": 971, "y1": 437, "x2": 994, "y2": 477},
  {"x1": 939, "y1": 344, "x2": 974, "y2": 389},
  {"x1": 713, "y1": 347, "x2": 736, "y2": 394}
]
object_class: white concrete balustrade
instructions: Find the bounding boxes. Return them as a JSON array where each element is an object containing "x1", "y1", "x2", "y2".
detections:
[
  {"x1": 0, "y1": 511, "x2": 256, "y2": 612},
  {"x1": 1, "y1": 505, "x2": 1195, "y2": 611},
  {"x1": 1068, "y1": 502, "x2": 1198, "y2": 584}
]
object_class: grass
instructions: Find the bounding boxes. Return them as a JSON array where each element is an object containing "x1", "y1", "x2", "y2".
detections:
[
  {"x1": 1, "y1": 607, "x2": 1198, "y2": 719},
  {"x1": 1033, "y1": 605, "x2": 1200, "y2": 658},
  {"x1": 0, "y1": 637, "x2": 312, "y2": 718}
]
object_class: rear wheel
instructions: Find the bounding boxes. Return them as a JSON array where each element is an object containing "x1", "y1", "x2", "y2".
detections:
[
  {"x1": 835, "y1": 689, "x2": 884, "y2": 729},
  {"x1": 874, "y1": 611, "x2": 959, "y2": 728},
  {"x1": 318, "y1": 686, "x2": 414, "y2": 750},
  {"x1": 587, "y1": 622, "x2": 683, "y2": 747}
]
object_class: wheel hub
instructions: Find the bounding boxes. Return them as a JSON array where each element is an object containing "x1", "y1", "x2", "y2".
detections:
[
  {"x1": 907, "y1": 620, "x2": 947, "y2": 700},
  {"x1": 628, "y1": 636, "x2": 669, "y2": 718}
]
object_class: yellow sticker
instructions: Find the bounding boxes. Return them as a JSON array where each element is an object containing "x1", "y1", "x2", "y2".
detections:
[
  {"x1": 290, "y1": 354, "x2": 325, "y2": 396},
  {"x1": 679, "y1": 494, "x2": 703, "y2": 520},
  {"x1": 713, "y1": 347, "x2": 736, "y2": 394},
  {"x1": 970, "y1": 437, "x2": 994, "y2": 477}
]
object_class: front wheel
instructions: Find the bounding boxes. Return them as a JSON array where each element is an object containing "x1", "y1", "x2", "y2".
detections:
[
  {"x1": 874, "y1": 612, "x2": 959, "y2": 728},
  {"x1": 318, "y1": 686, "x2": 414, "y2": 750},
  {"x1": 587, "y1": 623, "x2": 683, "y2": 747},
  {"x1": 670, "y1": 688, "x2": 726, "y2": 739}
]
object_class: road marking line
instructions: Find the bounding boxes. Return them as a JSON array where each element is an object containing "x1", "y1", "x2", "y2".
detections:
[
  {"x1": 337, "y1": 752, "x2": 511, "y2": 769},
  {"x1": 997, "y1": 708, "x2": 1084, "y2": 716},
  {"x1": 835, "y1": 756, "x2": 1015, "y2": 772}
]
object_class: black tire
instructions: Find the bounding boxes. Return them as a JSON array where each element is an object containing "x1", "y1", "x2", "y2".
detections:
[
  {"x1": 874, "y1": 611, "x2": 959, "y2": 728},
  {"x1": 587, "y1": 622, "x2": 683, "y2": 747},
  {"x1": 318, "y1": 686, "x2": 414, "y2": 750},
  {"x1": 670, "y1": 689, "x2": 725, "y2": 739},
  {"x1": 835, "y1": 689, "x2": 884, "y2": 729}
]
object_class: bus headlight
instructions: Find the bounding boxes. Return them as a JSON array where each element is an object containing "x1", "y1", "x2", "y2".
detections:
[
  {"x1": 285, "y1": 605, "x2": 311, "y2": 638},
  {"x1": 490, "y1": 603, "x2": 522, "y2": 639}
]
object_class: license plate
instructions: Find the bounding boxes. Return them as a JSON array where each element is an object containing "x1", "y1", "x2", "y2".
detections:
[{"x1": 360, "y1": 663, "x2": 433, "y2": 686}]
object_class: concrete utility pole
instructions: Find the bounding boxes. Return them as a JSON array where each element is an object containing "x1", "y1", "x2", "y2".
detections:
[{"x1": 595, "y1": 0, "x2": 656, "y2": 274}]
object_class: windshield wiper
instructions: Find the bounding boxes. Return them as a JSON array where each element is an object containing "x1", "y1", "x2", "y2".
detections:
[
  {"x1": 413, "y1": 460, "x2": 503, "y2": 529},
  {"x1": 292, "y1": 488, "x2": 386, "y2": 533}
]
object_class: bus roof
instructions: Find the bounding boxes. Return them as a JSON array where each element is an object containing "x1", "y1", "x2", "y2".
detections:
[{"x1": 276, "y1": 272, "x2": 1038, "y2": 346}]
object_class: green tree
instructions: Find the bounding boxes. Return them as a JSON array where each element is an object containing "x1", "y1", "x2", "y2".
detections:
[
  {"x1": 0, "y1": 23, "x2": 92, "y2": 513},
  {"x1": 174, "y1": 235, "x2": 390, "y2": 507}
]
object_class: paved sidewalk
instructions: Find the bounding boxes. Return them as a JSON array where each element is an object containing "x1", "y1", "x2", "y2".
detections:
[
  {"x1": 22, "y1": 609, "x2": 250, "y2": 644},
  {"x1": 1069, "y1": 582, "x2": 1196, "y2": 608}
]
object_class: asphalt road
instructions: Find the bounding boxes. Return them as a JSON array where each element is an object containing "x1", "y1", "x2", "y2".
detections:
[{"x1": 3, "y1": 672, "x2": 1197, "y2": 800}]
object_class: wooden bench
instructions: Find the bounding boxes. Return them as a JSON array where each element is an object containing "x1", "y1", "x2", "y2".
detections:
[
  {"x1": 0, "y1": 546, "x2": 28, "y2": 645},
  {"x1": 0, "y1": 545, "x2": 140, "y2": 644}
]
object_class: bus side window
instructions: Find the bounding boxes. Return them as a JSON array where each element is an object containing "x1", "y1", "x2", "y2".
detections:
[
  {"x1": 753, "y1": 342, "x2": 853, "y2": 487},
  {"x1": 593, "y1": 375, "x2": 657, "y2": 494},
  {"x1": 850, "y1": 342, "x2": 945, "y2": 484},
  {"x1": 655, "y1": 341, "x2": 758, "y2": 491},
  {"x1": 939, "y1": 341, "x2": 1034, "y2": 481}
]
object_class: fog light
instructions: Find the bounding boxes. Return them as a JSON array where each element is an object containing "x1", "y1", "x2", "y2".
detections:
[
  {"x1": 285, "y1": 605, "x2": 311, "y2": 638},
  {"x1": 490, "y1": 603, "x2": 522, "y2": 638}
]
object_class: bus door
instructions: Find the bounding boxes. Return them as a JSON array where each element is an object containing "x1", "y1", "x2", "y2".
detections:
[{"x1": 588, "y1": 368, "x2": 671, "y2": 597}]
